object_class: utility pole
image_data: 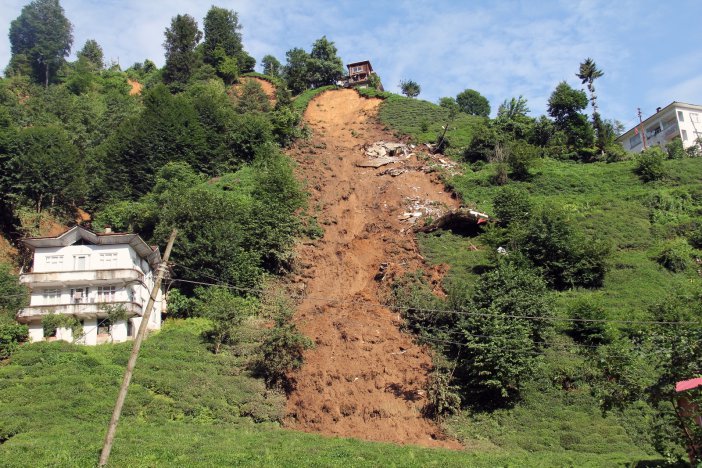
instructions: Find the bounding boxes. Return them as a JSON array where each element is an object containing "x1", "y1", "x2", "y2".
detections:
[
  {"x1": 98, "y1": 229, "x2": 177, "y2": 467},
  {"x1": 638, "y1": 108, "x2": 648, "y2": 150}
]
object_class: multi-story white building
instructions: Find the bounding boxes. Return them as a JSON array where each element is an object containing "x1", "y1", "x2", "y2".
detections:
[
  {"x1": 616, "y1": 102, "x2": 702, "y2": 153},
  {"x1": 17, "y1": 226, "x2": 166, "y2": 345}
]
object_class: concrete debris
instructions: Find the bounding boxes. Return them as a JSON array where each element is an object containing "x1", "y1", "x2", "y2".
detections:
[
  {"x1": 378, "y1": 168, "x2": 406, "y2": 177},
  {"x1": 357, "y1": 141, "x2": 413, "y2": 168},
  {"x1": 397, "y1": 197, "x2": 446, "y2": 224}
]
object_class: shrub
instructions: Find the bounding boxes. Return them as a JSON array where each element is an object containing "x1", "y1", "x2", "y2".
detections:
[
  {"x1": 655, "y1": 238, "x2": 693, "y2": 272},
  {"x1": 635, "y1": 147, "x2": 667, "y2": 182},
  {"x1": 604, "y1": 143, "x2": 630, "y2": 163},
  {"x1": 0, "y1": 263, "x2": 27, "y2": 320},
  {"x1": 194, "y1": 287, "x2": 257, "y2": 353},
  {"x1": 507, "y1": 140, "x2": 539, "y2": 180},
  {"x1": 41, "y1": 313, "x2": 81, "y2": 338},
  {"x1": 492, "y1": 185, "x2": 531, "y2": 227},
  {"x1": 665, "y1": 138, "x2": 685, "y2": 159},
  {"x1": 0, "y1": 319, "x2": 28, "y2": 360},
  {"x1": 424, "y1": 364, "x2": 461, "y2": 419},
  {"x1": 569, "y1": 299, "x2": 612, "y2": 345}
]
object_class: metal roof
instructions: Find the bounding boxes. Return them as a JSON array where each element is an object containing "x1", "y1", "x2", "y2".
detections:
[{"x1": 22, "y1": 226, "x2": 162, "y2": 268}]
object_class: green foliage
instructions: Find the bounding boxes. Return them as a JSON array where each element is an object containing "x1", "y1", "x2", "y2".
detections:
[
  {"x1": 654, "y1": 238, "x2": 693, "y2": 272},
  {"x1": 270, "y1": 106, "x2": 305, "y2": 147},
  {"x1": 282, "y1": 47, "x2": 309, "y2": 95},
  {"x1": 514, "y1": 205, "x2": 610, "y2": 289},
  {"x1": 367, "y1": 72, "x2": 382, "y2": 90},
  {"x1": 0, "y1": 263, "x2": 28, "y2": 319},
  {"x1": 665, "y1": 138, "x2": 686, "y2": 159},
  {"x1": 9, "y1": 0, "x2": 73, "y2": 87},
  {"x1": 568, "y1": 299, "x2": 612, "y2": 345},
  {"x1": 0, "y1": 319, "x2": 28, "y2": 360},
  {"x1": 257, "y1": 297, "x2": 313, "y2": 389},
  {"x1": 439, "y1": 97, "x2": 459, "y2": 113},
  {"x1": 492, "y1": 185, "x2": 531, "y2": 227},
  {"x1": 456, "y1": 89, "x2": 490, "y2": 117},
  {"x1": 306, "y1": 36, "x2": 344, "y2": 88},
  {"x1": 506, "y1": 140, "x2": 539, "y2": 180},
  {"x1": 424, "y1": 363, "x2": 461, "y2": 419},
  {"x1": 202, "y1": 7, "x2": 243, "y2": 69},
  {"x1": 261, "y1": 54, "x2": 282, "y2": 77},
  {"x1": 452, "y1": 260, "x2": 553, "y2": 405},
  {"x1": 399, "y1": 79, "x2": 421, "y2": 98},
  {"x1": 547, "y1": 81, "x2": 594, "y2": 152},
  {"x1": 193, "y1": 286, "x2": 257, "y2": 353},
  {"x1": 635, "y1": 147, "x2": 667, "y2": 182},
  {"x1": 41, "y1": 313, "x2": 81, "y2": 337},
  {"x1": 497, "y1": 96, "x2": 529, "y2": 120},
  {"x1": 235, "y1": 79, "x2": 270, "y2": 113},
  {"x1": 162, "y1": 14, "x2": 203, "y2": 90},
  {"x1": 76, "y1": 39, "x2": 103, "y2": 69},
  {"x1": 390, "y1": 270, "x2": 452, "y2": 343}
]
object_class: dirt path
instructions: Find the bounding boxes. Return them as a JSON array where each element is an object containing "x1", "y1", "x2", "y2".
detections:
[{"x1": 284, "y1": 89, "x2": 460, "y2": 448}]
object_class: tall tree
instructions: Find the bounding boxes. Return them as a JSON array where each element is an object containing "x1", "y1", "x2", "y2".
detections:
[
  {"x1": 283, "y1": 48, "x2": 310, "y2": 95},
  {"x1": 261, "y1": 54, "x2": 281, "y2": 77},
  {"x1": 306, "y1": 36, "x2": 344, "y2": 88},
  {"x1": 576, "y1": 58, "x2": 604, "y2": 120},
  {"x1": 77, "y1": 39, "x2": 104, "y2": 69},
  {"x1": 162, "y1": 14, "x2": 202, "y2": 90},
  {"x1": 456, "y1": 89, "x2": 490, "y2": 117},
  {"x1": 8, "y1": 0, "x2": 73, "y2": 87},
  {"x1": 547, "y1": 81, "x2": 594, "y2": 150},
  {"x1": 203, "y1": 6, "x2": 243, "y2": 62},
  {"x1": 399, "y1": 79, "x2": 421, "y2": 98}
]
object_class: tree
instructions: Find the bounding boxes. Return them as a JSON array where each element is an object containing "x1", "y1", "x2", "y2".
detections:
[
  {"x1": 194, "y1": 286, "x2": 256, "y2": 353},
  {"x1": 497, "y1": 96, "x2": 529, "y2": 120},
  {"x1": 261, "y1": 54, "x2": 281, "y2": 77},
  {"x1": 235, "y1": 79, "x2": 271, "y2": 113},
  {"x1": 162, "y1": 14, "x2": 202, "y2": 90},
  {"x1": 439, "y1": 97, "x2": 459, "y2": 113},
  {"x1": 306, "y1": 36, "x2": 344, "y2": 88},
  {"x1": 453, "y1": 260, "x2": 553, "y2": 406},
  {"x1": 77, "y1": 39, "x2": 103, "y2": 69},
  {"x1": 9, "y1": 0, "x2": 73, "y2": 87},
  {"x1": 634, "y1": 146, "x2": 667, "y2": 182},
  {"x1": 547, "y1": 81, "x2": 594, "y2": 152},
  {"x1": 399, "y1": 79, "x2": 421, "y2": 98},
  {"x1": 576, "y1": 58, "x2": 604, "y2": 122},
  {"x1": 492, "y1": 185, "x2": 531, "y2": 227},
  {"x1": 203, "y1": 7, "x2": 243, "y2": 64},
  {"x1": 456, "y1": 89, "x2": 490, "y2": 117},
  {"x1": 283, "y1": 48, "x2": 310, "y2": 95}
]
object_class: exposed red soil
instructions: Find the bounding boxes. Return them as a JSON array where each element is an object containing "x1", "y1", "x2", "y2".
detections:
[
  {"x1": 127, "y1": 79, "x2": 142, "y2": 96},
  {"x1": 233, "y1": 77, "x2": 277, "y2": 106},
  {"x1": 284, "y1": 89, "x2": 461, "y2": 448}
]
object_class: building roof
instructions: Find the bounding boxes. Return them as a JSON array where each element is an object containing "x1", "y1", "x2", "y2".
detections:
[
  {"x1": 22, "y1": 226, "x2": 162, "y2": 267},
  {"x1": 676, "y1": 377, "x2": 702, "y2": 393},
  {"x1": 347, "y1": 60, "x2": 373, "y2": 72},
  {"x1": 616, "y1": 101, "x2": 702, "y2": 142}
]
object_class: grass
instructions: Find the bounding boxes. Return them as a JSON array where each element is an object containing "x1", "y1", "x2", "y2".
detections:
[
  {"x1": 0, "y1": 318, "x2": 660, "y2": 466},
  {"x1": 239, "y1": 72, "x2": 286, "y2": 91},
  {"x1": 357, "y1": 89, "x2": 484, "y2": 156},
  {"x1": 292, "y1": 85, "x2": 338, "y2": 113}
]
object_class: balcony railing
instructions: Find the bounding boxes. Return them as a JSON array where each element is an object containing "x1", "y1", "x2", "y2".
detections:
[
  {"x1": 20, "y1": 268, "x2": 143, "y2": 286},
  {"x1": 17, "y1": 301, "x2": 144, "y2": 320}
]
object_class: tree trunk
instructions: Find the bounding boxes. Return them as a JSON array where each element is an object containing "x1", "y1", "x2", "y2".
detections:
[{"x1": 45, "y1": 62, "x2": 49, "y2": 89}]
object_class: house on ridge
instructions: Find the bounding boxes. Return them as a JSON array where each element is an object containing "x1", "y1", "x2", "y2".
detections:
[
  {"x1": 16, "y1": 226, "x2": 166, "y2": 345},
  {"x1": 616, "y1": 102, "x2": 702, "y2": 153},
  {"x1": 339, "y1": 60, "x2": 384, "y2": 91}
]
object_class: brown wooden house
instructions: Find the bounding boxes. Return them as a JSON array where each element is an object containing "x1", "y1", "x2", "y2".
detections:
[{"x1": 342, "y1": 60, "x2": 383, "y2": 91}]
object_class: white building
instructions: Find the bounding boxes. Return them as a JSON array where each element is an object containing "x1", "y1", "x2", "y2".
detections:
[
  {"x1": 616, "y1": 102, "x2": 702, "y2": 153},
  {"x1": 17, "y1": 226, "x2": 166, "y2": 345}
]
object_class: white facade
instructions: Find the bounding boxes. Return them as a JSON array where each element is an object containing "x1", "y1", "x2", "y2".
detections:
[
  {"x1": 616, "y1": 102, "x2": 702, "y2": 154},
  {"x1": 17, "y1": 226, "x2": 166, "y2": 345}
]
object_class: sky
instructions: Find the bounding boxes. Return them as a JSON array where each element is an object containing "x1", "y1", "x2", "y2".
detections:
[{"x1": 1, "y1": 0, "x2": 701, "y2": 131}]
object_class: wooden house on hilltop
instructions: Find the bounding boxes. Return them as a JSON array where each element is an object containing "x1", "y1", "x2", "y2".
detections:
[{"x1": 339, "y1": 60, "x2": 383, "y2": 91}]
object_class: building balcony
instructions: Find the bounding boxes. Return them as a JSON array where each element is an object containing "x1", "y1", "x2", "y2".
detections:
[
  {"x1": 17, "y1": 301, "x2": 144, "y2": 321},
  {"x1": 664, "y1": 125, "x2": 680, "y2": 139},
  {"x1": 19, "y1": 268, "x2": 144, "y2": 287}
]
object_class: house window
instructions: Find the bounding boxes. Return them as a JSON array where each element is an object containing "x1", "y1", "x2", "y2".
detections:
[
  {"x1": 351, "y1": 66, "x2": 364, "y2": 73},
  {"x1": 73, "y1": 255, "x2": 89, "y2": 270},
  {"x1": 682, "y1": 129, "x2": 688, "y2": 141},
  {"x1": 678, "y1": 111, "x2": 685, "y2": 122},
  {"x1": 43, "y1": 288, "x2": 61, "y2": 302},
  {"x1": 97, "y1": 286, "x2": 117, "y2": 302},
  {"x1": 629, "y1": 134, "x2": 641, "y2": 148},
  {"x1": 98, "y1": 252, "x2": 118, "y2": 267},
  {"x1": 45, "y1": 255, "x2": 63, "y2": 266},
  {"x1": 691, "y1": 113, "x2": 699, "y2": 123},
  {"x1": 70, "y1": 287, "x2": 88, "y2": 302}
]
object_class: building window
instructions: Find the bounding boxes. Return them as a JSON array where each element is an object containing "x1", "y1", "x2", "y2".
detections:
[
  {"x1": 70, "y1": 287, "x2": 88, "y2": 302},
  {"x1": 98, "y1": 252, "x2": 118, "y2": 267},
  {"x1": 678, "y1": 111, "x2": 685, "y2": 122},
  {"x1": 629, "y1": 134, "x2": 641, "y2": 148},
  {"x1": 46, "y1": 255, "x2": 63, "y2": 266},
  {"x1": 73, "y1": 255, "x2": 89, "y2": 271},
  {"x1": 351, "y1": 66, "x2": 364, "y2": 73},
  {"x1": 43, "y1": 288, "x2": 61, "y2": 302},
  {"x1": 97, "y1": 286, "x2": 117, "y2": 302},
  {"x1": 682, "y1": 129, "x2": 688, "y2": 141}
]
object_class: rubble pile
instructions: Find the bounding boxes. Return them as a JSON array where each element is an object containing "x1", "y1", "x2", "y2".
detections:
[{"x1": 356, "y1": 141, "x2": 414, "y2": 168}]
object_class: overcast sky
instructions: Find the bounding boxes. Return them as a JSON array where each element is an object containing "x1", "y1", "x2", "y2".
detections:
[{"x1": 2, "y1": 0, "x2": 701, "y2": 130}]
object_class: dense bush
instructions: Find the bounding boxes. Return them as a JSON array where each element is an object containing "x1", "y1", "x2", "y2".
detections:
[
  {"x1": 568, "y1": 299, "x2": 612, "y2": 345},
  {"x1": 635, "y1": 147, "x2": 667, "y2": 182},
  {"x1": 655, "y1": 238, "x2": 693, "y2": 272},
  {"x1": 492, "y1": 185, "x2": 531, "y2": 227},
  {"x1": 193, "y1": 286, "x2": 257, "y2": 353},
  {"x1": 0, "y1": 319, "x2": 28, "y2": 360}
]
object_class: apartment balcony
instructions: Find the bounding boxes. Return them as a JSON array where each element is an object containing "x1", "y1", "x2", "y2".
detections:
[
  {"x1": 19, "y1": 268, "x2": 143, "y2": 287},
  {"x1": 664, "y1": 124, "x2": 680, "y2": 139},
  {"x1": 17, "y1": 301, "x2": 144, "y2": 320}
]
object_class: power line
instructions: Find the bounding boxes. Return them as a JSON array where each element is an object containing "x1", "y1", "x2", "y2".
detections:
[{"x1": 167, "y1": 276, "x2": 701, "y2": 328}]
